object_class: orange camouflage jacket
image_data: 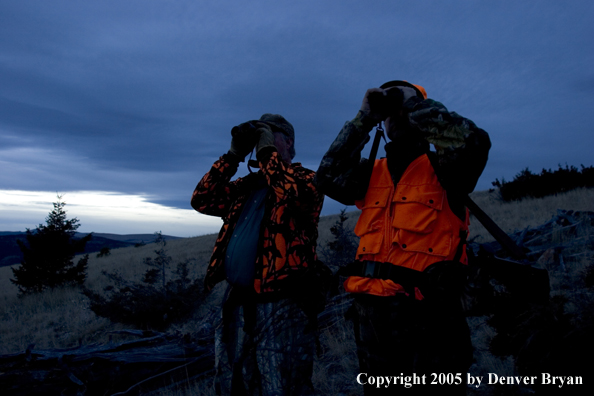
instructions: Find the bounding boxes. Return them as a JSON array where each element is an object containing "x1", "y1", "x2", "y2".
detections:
[{"x1": 191, "y1": 150, "x2": 324, "y2": 294}]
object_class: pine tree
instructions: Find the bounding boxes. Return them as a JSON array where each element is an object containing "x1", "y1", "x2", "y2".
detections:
[
  {"x1": 11, "y1": 196, "x2": 92, "y2": 294},
  {"x1": 322, "y1": 208, "x2": 358, "y2": 271}
]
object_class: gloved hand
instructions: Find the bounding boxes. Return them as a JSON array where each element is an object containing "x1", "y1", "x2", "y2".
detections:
[
  {"x1": 254, "y1": 123, "x2": 275, "y2": 157},
  {"x1": 399, "y1": 86, "x2": 419, "y2": 104},
  {"x1": 400, "y1": 86, "x2": 423, "y2": 112},
  {"x1": 229, "y1": 122, "x2": 259, "y2": 160},
  {"x1": 360, "y1": 87, "x2": 404, "y2": 123}
]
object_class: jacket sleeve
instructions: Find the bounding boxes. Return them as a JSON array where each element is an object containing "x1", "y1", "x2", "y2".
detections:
[
  {"x1": 190, "y1": 152, "x2": 241, "y2": 218},
  {"x1": 406, "y1": 97, "x2": 492, "y2": 194},
  {"x1": 314, "y1": 111, "x2": 378, "y2": 206},
  {"x1": 257, "y1": 148, "x2": 324, "y2": 218}
]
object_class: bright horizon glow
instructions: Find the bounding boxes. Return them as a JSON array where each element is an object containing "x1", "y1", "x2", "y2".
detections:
[{"x1": 0, "y1": 190, "x2": 222, "y2": 238}]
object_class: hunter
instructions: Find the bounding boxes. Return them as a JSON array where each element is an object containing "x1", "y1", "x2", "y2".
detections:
[
  {"x1": 315, "y1": 81, "x2": 491, "y2": 395},
  {"x1": 191, "y1": 114, "x2": 324, "y2": 395}
]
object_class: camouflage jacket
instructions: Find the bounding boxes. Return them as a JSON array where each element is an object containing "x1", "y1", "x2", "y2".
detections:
[
  {"x1": 192, "y1": 149, "x2": 324, "y2": 294},
  {"x1": 315, "y1": 97, "x2": 492, "y2": 208}
]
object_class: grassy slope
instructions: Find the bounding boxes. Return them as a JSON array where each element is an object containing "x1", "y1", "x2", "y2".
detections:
[
  {"x1": 468, "y1": 188, "x2": 594, "y2": 243},
  {"x1": 1, "y1": 188, "x2": 594, "y2": 394}
]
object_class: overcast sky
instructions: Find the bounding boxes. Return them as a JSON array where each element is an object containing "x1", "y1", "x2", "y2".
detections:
[{"x1": 1, "y1": 0, "x2": 593, "y2": 237}]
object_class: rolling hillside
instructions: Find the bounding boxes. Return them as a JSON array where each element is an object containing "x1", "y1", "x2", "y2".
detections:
[
  {"x1": 1, "y1": 187, "x2": 594, "y2": 395},
  {"x1": 0, "y1": 232, "x2": 182, "y2": 267}
]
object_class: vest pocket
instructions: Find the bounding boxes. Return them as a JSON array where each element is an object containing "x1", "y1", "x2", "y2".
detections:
[
  {"x1": 354, "y1": 186, "x2": 391, "y2": 256},
  {"x1": 356, "y1": 232, "x2": 382, "y2": 256},
  {"x1": 391, "y1": 184, "x2": 444, "y2": 233},
  {"x1": 391, "y1": 185, "x2": 451, "y2": 257},
  {"x1": 393, "y1": 228, "x2": 452, "y2": 257},
  {"x1": 354, "y1": 186, "x2": 391, "y2": 236}
]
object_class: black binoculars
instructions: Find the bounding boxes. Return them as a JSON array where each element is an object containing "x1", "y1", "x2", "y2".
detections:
[
  {"x1": 231, "y1": 121, "x2": 259, "y2": 138},
  {"x1": 369, "y1": 88, "x2": 404, "y2": 119}
]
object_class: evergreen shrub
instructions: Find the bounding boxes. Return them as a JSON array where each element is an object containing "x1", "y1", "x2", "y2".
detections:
[
  {"x1": 493, "y1": 164, "x2": 594, "y2": 201},
  {"x1": 84, "y1": 232, "x2": 203, "y2": 330},
  {"x1": 11, "y1": 197, "x2": 91, "y2": 294}
]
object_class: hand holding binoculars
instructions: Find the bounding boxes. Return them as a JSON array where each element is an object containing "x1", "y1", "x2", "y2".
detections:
[
  {"x1": 362, "y1": 87, "x2": 405, "y2": 123},
  {"x1": 229, "y1": 121, "x2": 271, "y2": 160}
]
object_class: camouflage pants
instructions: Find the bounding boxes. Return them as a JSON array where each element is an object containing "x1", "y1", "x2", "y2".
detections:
[
  {"x1": 214, "y1": 288, "x2": 315, "y2": 396},
  {"x1": 351, "y1": 294, "x2": 472, "y2": 395}
]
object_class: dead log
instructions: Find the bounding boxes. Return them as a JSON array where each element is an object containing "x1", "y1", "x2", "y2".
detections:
[
  {"x1": 0, "y1": 293, "x2": 353, "y2": 396},
  {"x1": 0, "y1": 330, "x2": 214, "y2": 396}
]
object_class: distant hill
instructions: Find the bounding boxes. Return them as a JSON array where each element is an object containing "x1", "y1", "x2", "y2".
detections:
[
  {"x1": 74, "y1": 232, "x2": 182, "y2": 245},
  {"x1": 0, "y1": 232, "x2": 183, "y2": 268}
]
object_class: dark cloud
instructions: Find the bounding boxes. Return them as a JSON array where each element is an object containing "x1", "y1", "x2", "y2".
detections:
[{"x1": 1, "y1": 0, "x2": 593, "y2": 231}]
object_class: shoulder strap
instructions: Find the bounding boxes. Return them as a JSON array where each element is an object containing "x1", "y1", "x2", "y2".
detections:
[
  {"x1": 357, "y1": 123, "x2": 388, "y2": 199},
  {"x1": 368, "y1": 123, "x2": 386, "y2": 164}
]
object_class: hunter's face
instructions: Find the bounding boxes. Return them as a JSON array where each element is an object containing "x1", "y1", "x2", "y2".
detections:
[
  {"x1": 385, "y1": 114, "x2": 409, "y2": 141},
  {"x1": 273, "y1": 132, "x2": 293, "y2": 165},
  {"x1": 384, "y1": 86, "x2": 420, "y2": 140}
]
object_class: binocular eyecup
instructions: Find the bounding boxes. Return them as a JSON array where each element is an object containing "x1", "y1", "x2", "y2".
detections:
[{"x1": 231, "y1": 121, "x2": 259, "y2": 137}]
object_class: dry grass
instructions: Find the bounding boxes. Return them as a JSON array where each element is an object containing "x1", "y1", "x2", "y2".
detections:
[
  {"x1": 313, "y1": 317, "x2": 363, "y2": 396},
  {"x1": 0, "y1": 233, "x2": 220, "y2": 355},
  {"x1": 0, "y1": 280, "x2": 117, "y2": 353},
  {"x1": 84, "y1": 233, "x2": 218, "y2": 289},
  {"x1": 468, "y1": 187, "x2": 594, "y2": 243}
]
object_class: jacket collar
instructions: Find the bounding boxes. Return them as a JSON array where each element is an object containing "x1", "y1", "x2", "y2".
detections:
[{"x1": 385, "y1": 135, "x2": 429, "y2": 185}]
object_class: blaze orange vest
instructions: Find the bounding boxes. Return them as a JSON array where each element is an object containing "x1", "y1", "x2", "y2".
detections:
[{"x1": 345, "y1": 154, "x2": 469, "y2": 297}]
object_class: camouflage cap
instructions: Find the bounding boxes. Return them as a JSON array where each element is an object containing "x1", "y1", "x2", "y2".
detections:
[
  {"x1": 259, "y1": 113, "x2": 295, "y2": 140},
  {"x1": 380, "y1": 80, "x2": 427, "y2": 100}
]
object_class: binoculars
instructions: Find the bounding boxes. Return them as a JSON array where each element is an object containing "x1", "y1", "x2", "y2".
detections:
[
  {"x1": 231, "y1": 121, "x2": 259, "y2": 138},
  {"x1": 369, "y1": 88, "x2": 404, "y2": 119}
]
